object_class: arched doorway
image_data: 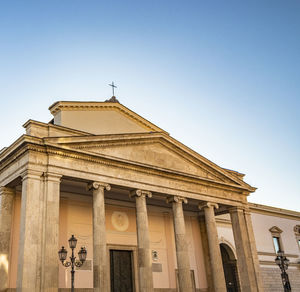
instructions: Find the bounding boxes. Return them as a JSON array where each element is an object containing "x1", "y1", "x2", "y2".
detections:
[{"x1": 220, "y1": 243, "x2": 240, "y2": 292}]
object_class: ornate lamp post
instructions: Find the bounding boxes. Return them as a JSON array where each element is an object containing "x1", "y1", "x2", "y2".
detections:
[
  {"x1": 58, "y1": 235, "x2": 87, "y2": 292},
  {"x1": 275, "y1": 251, "x2": 291, "y2": 292}
]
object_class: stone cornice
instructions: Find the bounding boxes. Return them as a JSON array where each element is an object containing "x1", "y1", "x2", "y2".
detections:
[
  {"x1": 48, "y1": 101, "x2": 167, "y2": 134},
  {"x1": 23, "y1": 119, "x2": 93, "y2": 136},
  {"x1": 249, "y1": 203, "x2": 300, "y2": 220},
  {"x1": 0, "y1": 138, "x2": 253, "y2": 201},
  {"x1": 43, "y1": 131, "x2": 254, "y2": 192}
]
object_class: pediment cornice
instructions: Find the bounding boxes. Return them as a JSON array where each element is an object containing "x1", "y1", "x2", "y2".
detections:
[
  {"x1": 49, "y1": 101, "x2": 168, "y2": 134},
  {"x1": 44, "y1": 132, "x2": 255, "y2": 192}
]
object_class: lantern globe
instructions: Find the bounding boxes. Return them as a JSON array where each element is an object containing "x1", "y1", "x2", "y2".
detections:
[
  {"x1": 68, "y1": 235, "x2": 77, "y2": 249},
  {"x1": 58, "y1": 246, "x2": 67, "y2": 262},
  {"x1": 78, "y1": 247, "x2": 87, "y2": 262}
]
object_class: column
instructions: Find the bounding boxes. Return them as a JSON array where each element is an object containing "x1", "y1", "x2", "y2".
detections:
[
  {"x1": 17, "y1": 170, "x2": 43, "y2": 292},
  {"x1": 198, "y1": 217, "x2": 214, "y2": 291},
  {"x1": 230, "y1": 206, "x2": 263, "y2": 292},
  {"x1": 88, "y1": 181, "x2": 111, "y2": 292},
  {"x1": 41, "y1": 172, "x2": 62, "y2": 292},
  {"x1": 130, "y1": 190, "x2": 154, "y2": 292},
  {"x1": 167, "y1": 196, "x2": 193, "y2": 292},
  {"x1": 198, "y1": 202, "x2": 226, "y2": 292},
  {"x1": 0, "y1": 186, "x2": 14, "y2": 291}
]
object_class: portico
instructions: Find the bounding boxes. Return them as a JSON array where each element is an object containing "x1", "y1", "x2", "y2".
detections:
[{"x1": 0, "y1": 100, "x2": 263, "y2": 291}]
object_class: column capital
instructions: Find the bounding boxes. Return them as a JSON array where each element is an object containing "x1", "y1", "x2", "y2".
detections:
[
  {"x1": 129, "y1": 189, "x2": 152, "y2": 199},
  {"x1": 88, "y1": 181, "x2": 111, "y2": 191},
  {"x1": 20, "y1": 169, "x2": 43, "y2": 181},
  {"x1": 198, "y1": 201, "x2": 219, "y2": 210},
  {"x1": 0, "y1": 186, "x2": 14, "y2": 196},
  {"x1": 228, "y1": 205, "x2": 246, "y2": 214},
  {"x1": 42, "y1": 172, "x2": 62, "y2": 182},
  {"x1": 166, "y1": 195, "x2": 188, "y2": 204}
]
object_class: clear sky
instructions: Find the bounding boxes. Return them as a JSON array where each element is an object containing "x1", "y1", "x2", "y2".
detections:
[{"x1": 0, "y1": 0, "x2": 299, "y2": 211}]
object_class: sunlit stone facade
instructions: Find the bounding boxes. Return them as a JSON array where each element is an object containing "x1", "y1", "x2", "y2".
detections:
[{"x1": 0, "y1": 99, "x2": 299, "y2": 291}]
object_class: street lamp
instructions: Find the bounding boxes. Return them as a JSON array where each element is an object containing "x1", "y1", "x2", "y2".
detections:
[
  {"x1": 275, "y1": 251, "x2": 291, "y2": 292},
  {"x1": 58, "y1": 235, "x2": 87, "y2": 292}
]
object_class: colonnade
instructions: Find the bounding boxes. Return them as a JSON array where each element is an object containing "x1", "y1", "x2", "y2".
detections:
[{"x1": 0, "y1": 174, "x2": 263, "y2": 292}]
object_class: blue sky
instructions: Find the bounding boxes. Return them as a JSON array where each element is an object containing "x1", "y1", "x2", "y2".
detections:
[{"x1": 0, "y1": 0, "x2": 299, "y2": 210}]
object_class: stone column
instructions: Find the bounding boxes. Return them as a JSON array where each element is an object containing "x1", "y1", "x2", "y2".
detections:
[
  {"x1": 88, "y1": 182, "x2": 111, "y2": 292},
  {"x1": 199, "y1": 202, "x2": 226, "y2": 292},
  {"x1": 130, "y1": 190, "x2": 154, "y2": 292},
  {"x1": 230, "y1": 206, "x2": 264, "y2": 292},
  {"x1": 41, "y1": 172, "x2": 62, "y2": 292},
  {"x1": 167, "y1": 196, "x2": 193, "y2": 292},
  {"x1": 17, "y1": 170, "x2": 43, "y2": 292},
  {"x1": 0, "y1": 186, "x2": 14, "y2": 291}
]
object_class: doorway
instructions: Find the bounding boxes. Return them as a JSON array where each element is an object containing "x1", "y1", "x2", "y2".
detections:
[
  {"x1": 220, "y1": 243, "x2": 240, "y2": 292},
  {"x1": 110, "y1": 249, "x2": 134, "y2": 292}
]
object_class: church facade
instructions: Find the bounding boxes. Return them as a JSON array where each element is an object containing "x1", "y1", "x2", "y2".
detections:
[{"x1": 0, "y1": 99, "x2": 299, "y2": 292}]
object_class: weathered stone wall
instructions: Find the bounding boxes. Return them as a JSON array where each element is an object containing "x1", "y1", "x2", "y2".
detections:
[{"x1": 260, "y1": 267, "x2": 300, "y2": 292}]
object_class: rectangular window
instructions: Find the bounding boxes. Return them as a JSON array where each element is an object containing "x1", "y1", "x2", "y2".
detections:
[{"x1": 273, "y1": 236, "x2": 281, "y2": 253}]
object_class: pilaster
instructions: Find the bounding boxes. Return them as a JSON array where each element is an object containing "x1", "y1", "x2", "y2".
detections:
[
  {"x1": 229, "y1": 206, "x2": 264, "y2": 292},
  {"x1": 17, "y1": 169, "x2": 44, "y2": 292},
  {"x1": 41, "y1": 172, "x2": 62, "y2": 292},
  {"x1": 130, "y1": 189, "x2": 154, "y2": 292},
  {"x1": 88, "y1": 181, "x2": 111, "y2": 292},
  {"x1": 0, "y1": 186, "x2": 14, "y2": 291}
]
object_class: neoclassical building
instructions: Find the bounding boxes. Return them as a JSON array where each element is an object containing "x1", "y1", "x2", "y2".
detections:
[{"x1": 0, "y1": 98, "x2": 299, "y2": 292}]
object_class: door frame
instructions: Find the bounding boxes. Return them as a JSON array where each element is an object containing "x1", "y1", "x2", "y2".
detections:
[{"x1": 107, "y1": 244, "x2": 139, "y2": 292}]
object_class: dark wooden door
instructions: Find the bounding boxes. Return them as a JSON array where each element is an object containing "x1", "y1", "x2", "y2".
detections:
[
  {"x1": 110, "y1": 250, "x2": 134, "y2": 292},
  {"x1": 220, "y1": 245, "x2": 239, "y2": 292}
]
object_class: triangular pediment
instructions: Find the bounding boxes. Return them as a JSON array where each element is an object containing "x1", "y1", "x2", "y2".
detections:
[
  {"x1": 45, "y1": 132, "x2": 253, "y2": 190},
  {"x1": 48, "y1": 101, "x2": 167, "y2": 135}
]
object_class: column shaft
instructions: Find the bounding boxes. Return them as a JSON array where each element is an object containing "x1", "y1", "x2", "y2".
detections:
[
  {"x1": 230, "y1": 207, "x2": 263, "y2": 292},
  {"x1": 168, "y1": 196, "x2": 193, "y2": 292},
  {"x1": 199, "y1": 202, "x2": 226, "y2": 292},
  {"x1": 41, "y1": 173, "x2": 61, "y2": 292},
  {"x1": 17, "y1": 170, "x2": 43, "y2": 292},
  {"x1": 130, "y1": 190, "x2": 153, "y2": 292},
  {"x1": 0, "y1": 187, "x2": 14, "y2": 291},
  {"x1": 89, "y1": 182, "x2": 110, "y2": 292}
]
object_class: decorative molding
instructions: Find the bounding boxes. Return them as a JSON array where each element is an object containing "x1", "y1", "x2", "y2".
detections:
[
  {"x1": 111, "y1": 211, "x2": 129, "y2": 231},
  {"x1": 166, "y1": 195, "x2": 188, "y2": 204},
  {"x1": 42, "y1": 172, "x2": 62, "y2": 182},
  {"x1": 0, "y1": 186, "x2": 14, "y2": 196},
  {"x1": 269, "y1": 226, "x2": 283, "y2": 235},
  {"x1": 257, "y1": 251, "x2": 299, "y2": 258},
  {"x1": 20, "y1": 169, "x2": 43, "y2": 181},
  {"x1": 88, "y1": 181, "x2": 111, "y2": 192},
  {"x1": 130, "y1": 189, "x2": 152, "y2": 199},
  {"x1": 294, "y1": 225, "x2": 300, "y2": 235},
  {"x1": 198, "y1": 201, "x2": 219, "y2": 210}
]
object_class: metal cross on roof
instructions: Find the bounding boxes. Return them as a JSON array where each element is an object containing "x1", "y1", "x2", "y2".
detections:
[{"x1": 108, "y1": 82, "x2": 117, "y2": 96}]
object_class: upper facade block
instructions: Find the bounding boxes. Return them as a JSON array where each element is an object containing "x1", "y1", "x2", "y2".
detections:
[{"x1": 48, "y1": 101, "x2": 167, "y2": 135}]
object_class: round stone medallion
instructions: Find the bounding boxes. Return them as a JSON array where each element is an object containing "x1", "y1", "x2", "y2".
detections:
[{"x1": 111, "y1": 211, "x2": 129, "y2": 231}]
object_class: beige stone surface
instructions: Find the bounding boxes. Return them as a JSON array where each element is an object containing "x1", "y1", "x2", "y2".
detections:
[
  {"x1": 0, "y1": 100, "x2": 269, "y2": 291},
  {"x1": 0, "y1": 187, "x2": 14, "y2": 291},
  {"x1": 88, "y1": 182, "x2": 110, "y2": 292},
  {"x1": 168, "y1": 196, "x2": 193, "y2": 292},
  {"x1": 230, "y1": 207, "x2": 263, "y2": 292},
  {"x1": 130, "y1": 190, "x2": 154, "y2": 292},
  {"x1": 199, "y1": 202, "x2": 226, "y2": 292},
  {"x1": 17, "y1": 170, "x2": 44, "y2": 292}
]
